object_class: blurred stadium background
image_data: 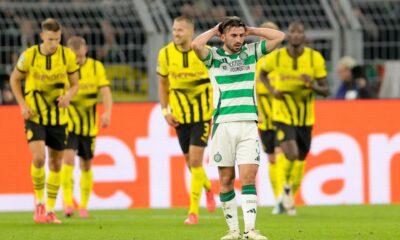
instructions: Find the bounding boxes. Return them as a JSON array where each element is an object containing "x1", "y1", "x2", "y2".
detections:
[{"x1": 0, "y1": 0, "x2": 399, "y2": 102}]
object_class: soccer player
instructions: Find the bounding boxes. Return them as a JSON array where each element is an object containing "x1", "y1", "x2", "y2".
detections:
[
  {"x1": 61, "y1": 36, "x2": 113, "y2": 218},
  {"x1": 192, "y1": 16, "x2": 285, "y2": 239},
  {"x1": 157, "y1": 16, "x2": 216, "y2": 225},
  {"x1": 260, "y1": 21, "x2": 330, "y2": 215},
  {"x1": 255, "y1": 21, "x2": 284, "y2": 215},
  {"x1": 10, "y1": 18, "x2": 79, "y2": 224}
]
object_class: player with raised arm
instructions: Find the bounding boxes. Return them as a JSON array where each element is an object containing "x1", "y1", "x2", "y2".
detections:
[{"x1": 192, "y1": 16, "x2": 285, "y2": 239}]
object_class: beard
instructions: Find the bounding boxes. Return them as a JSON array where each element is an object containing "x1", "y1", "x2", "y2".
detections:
[{"x1": 226, "y1": 42, "x2": 242, "y2": 53}]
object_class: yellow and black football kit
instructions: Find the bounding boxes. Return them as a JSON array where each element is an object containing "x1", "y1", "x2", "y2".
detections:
[
  {"x1": 256, "y1": 54, "x2": 277, "y2": 154},
  {"x1": 157, "y1": 42, "x2": 212, "y2": 153},
  {"x1": 66, "y1": 58, "x2": 110, "y2": 160},
  {"x1": 17, "y1": 44, "x2": 79, "y2": 150},
  {"x1": 264, "y1": 47, "x2": 327, "y2": 159}
]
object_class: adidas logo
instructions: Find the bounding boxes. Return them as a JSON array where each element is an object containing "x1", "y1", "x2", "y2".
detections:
[
  {"x1": 246, "y1": 208, "x2": 256, "y2": 214},
  {"x1": 225, "y1": 214, "x2": 233, "y2": 219}
]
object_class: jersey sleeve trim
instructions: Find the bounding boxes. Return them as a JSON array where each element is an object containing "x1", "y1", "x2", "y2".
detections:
[
  {"x1": 16, "y1": 67, "x2": 27, "y2": 73},
  {"x1": 67, "y1": 68, "x2": 80, "y2": 74},
  {"x1": 261, "y1": 40, "x2": 268, "y2": 55}
]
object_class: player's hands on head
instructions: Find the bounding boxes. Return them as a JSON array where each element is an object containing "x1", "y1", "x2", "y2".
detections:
[
  {"x1": 57, "y1": 95, "x2": 71, "y2": 108},
  {"x1": 21, "y1": 104, "x2": 35, "y2": 120},
  {"x1": 100, "y1": 113, "x2": 111, "y2": 128},
  {"x1": 165, "y1": 114, "x2": 179, "y2": 127},
  {"x1": 214, "y1": 22, "x2": 222, "y2": 36}
]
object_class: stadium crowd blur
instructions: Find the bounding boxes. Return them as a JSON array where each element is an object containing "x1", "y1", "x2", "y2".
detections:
[{"x1": 0, "y1": 0, "x2": 397, "y2": 104}]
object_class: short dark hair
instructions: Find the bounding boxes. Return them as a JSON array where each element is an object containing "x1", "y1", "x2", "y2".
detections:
[
  {"x1": 41, "y1": 18, "x2": 61, "y2": 32},
  {"x1": 288, "y1": 20, "x2": 305, "y2": 31},
  {"x1": 174, "y1": 16, "x2": 194, "y2": 26},
  {"x1": 218, "y1": 16, "x2": 246, "y2": 34}
]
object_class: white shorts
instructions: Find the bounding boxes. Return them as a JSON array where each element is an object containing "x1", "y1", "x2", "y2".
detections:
[{"x1": 209, "y1": 121, "x2": 260, "y2": 167}]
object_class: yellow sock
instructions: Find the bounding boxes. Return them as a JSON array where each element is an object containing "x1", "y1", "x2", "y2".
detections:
[
  {"x1": 80, "y1": 169, "x2": 93, "y2": 209},
  {"x1": 203, "y1": 169, "x2": 211, "y2": 192},
  {"x1": 281, "y1": 154, "x2": 294, "y2": 185},
  {"x1": 189, "y1": 167, "x2": 204, "y2": 215},
  {"x1": 274, "y1": 153, "x2": 284, "y2": 198},
  {"x1": 61, "y1": 164, "x2": 74, "y2": 206},
  {"x1": 290, "y1": 160, "x2": 306, "y2": 196},
  {"x1": 31, "y1": 164, "x2": 45, "y2": 203},
  {"x1": 46, "y1": 170, "x2": 61, "y2": 212}
]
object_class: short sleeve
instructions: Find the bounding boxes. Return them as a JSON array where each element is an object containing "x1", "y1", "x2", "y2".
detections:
[
  {"x1": 255, "y1": 40, "x2": 268, "y2": 61},
  {"x1": 201, "y1": 48, "x2": 214, "y2": 69},
  {"x1": 262, "y1": 51, "x2": 275, "y2": 73},
  {"x1": 65, "y1": 48, "x2": 80, "y2": 74},
  {"x1": 16, "y1": 51, "x2": 30, "y2": 73},
  {"x1": 157, "y1": 48, "x2": 169, "y2": 77},
  {"x1": 95, "y1": 61, "x2": 110, "y2": 87},
  {"x1": 313, "y1": 51, "x2": 327, "y2": 79}
]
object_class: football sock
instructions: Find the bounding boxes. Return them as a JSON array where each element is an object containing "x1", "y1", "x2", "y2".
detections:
[
  {"x1": 79, "y1": 169, "x2": 93, "y2": 209},
  {"x1": 46, "y1": 170, "x2": 61, "y2": 212},
  {"x1": 61, "y1": 164, "x2": 74, "y2": 206},
  {"x1": 220, "y1": 191, "x2": 239, "y2": 232},
  {"x1": 31, "y1": 164, "x2": 45, "y2": 203},
  {"x1": 241, "y1": 185, "x2": 257, "y2": 232},
  {"x1": 188, "y1": 167, "x2": 204, "y2": 215}
]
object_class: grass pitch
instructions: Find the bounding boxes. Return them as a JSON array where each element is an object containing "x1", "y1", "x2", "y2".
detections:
[{"x1": 1, "y1": 205, "x2": 399, "y2": 240}]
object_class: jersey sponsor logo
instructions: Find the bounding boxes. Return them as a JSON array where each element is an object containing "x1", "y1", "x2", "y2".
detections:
[
  {"x1": 221, "y1": 59, "x2": 251, "y2": 73},
  {"x1": 33, "y1": 71, "x2": 67, "y2": 82},
  {"x1": 214, "y1": 152, "x2": 222, "y2": 162}
]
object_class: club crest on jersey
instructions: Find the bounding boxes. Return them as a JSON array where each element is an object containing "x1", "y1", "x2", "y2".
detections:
[
  {"x1": 214, "y1": 152, "x2": 222, "y2": 162},
  {"x1": 239, "y1": 51, "x2": 248, "y2": 60},
  {"x1": 220, "y1": 62, "x2": 230, "y2": 71}
]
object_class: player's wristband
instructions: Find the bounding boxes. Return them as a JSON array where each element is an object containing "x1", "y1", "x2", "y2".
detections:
[{"x1": 162, "y1": 108, "x2": 169, "y2": 117}]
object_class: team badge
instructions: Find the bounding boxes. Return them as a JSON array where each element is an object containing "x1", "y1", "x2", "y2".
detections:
[
  {"x1": 239, "y1": 51, "x2": 248, "y2": 60},
  {"x1": 277, "y1": 130, "x2": 285, "y2": 141},
  {"x1": 220, "y1": 62, "x2": 230, "y2": 71},
  {"x1": 26, "y1": 129, "x2": 33, "y2": 140},
  {"x1": 214, "y1": 152, "x2": 222, "y2": 162}
]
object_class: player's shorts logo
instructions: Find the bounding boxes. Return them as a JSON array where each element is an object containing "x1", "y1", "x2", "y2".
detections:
[
  {"x1": 26, "y1": 129, "x2": 33, "y2": 140},
  {"x1": 277, "y1": 129, "x2": 285, "y2": 141},
  {"x1": 214, "y1": 152, "x2": 222, "y2": 162}
]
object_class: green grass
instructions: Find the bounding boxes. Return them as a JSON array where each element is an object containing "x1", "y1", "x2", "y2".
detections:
[{"x1": 1, "y1": 205, "x2": 400, "y2": 240}]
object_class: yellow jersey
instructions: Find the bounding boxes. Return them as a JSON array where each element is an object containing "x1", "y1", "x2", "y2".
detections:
[
  {"x1": 157, "y1": 42, "x2": 212, "y2": 124},
  {"x1": 68, "y1": 58, "x2": 110, "y2": 137},
  {"x1": 16, "y1": 44, "x2": 79, "y2": 126},
  {"x1": 256, "y1": 54, "x2": 277, "y2": 131},
  {"x1": 263, "y1": 47, "x2": 327, "y2": 126}
]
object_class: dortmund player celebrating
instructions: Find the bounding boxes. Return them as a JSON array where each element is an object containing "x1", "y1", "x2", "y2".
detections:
[
  {"x1": 157, "y1": 16, "x2": 216, "y2": 225},
  {"x1": 260, "y1": 21, "x2": 330, "y2": 215},
  {"x1": 192, "y1": 16, "x2": 285, "y2": 239},
  {"x1": 10, "y1": 18, "x2": 79, "y2": 224},
  {"x1": 61, "y1": 36, "x2": 113, "y2": 218}
]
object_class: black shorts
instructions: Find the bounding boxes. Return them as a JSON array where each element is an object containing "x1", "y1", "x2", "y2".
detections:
[
  {"x1": 275, "y1": 122, "x2": 313, "y2": 160},
  {"x1": 65, "y1": 133, "x2": 96, "y2": 160},
  {"x1": 25, "y1": 120, "x2": 68, "y2": 151},
  {"x1": 175, "y1": 121, "x2": 210, "y2": 154},
  {"x1": 259, "y1": 130, "x2": 275, "y2": 154}
]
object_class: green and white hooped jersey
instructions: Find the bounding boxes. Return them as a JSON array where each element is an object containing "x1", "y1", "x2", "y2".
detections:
[{"x1": 202, "y1": 40, "x2": 268, "y2": 124}]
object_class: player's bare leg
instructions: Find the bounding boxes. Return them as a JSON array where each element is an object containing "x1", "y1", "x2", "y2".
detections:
[
  {"x1": 29, "y1": 141, "x2": 47, "y2": 223},
  {"x1": 61, "y1": 149, "x2": 76, "y2": 217}
]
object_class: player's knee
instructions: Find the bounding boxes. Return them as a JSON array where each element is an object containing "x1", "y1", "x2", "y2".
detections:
[
  {"x1": 189, "y1": 158, "x2": 202, "y2": 168},
  {"x1": 268, "y1": 154, "x2": 276, "y2": 164},
  {"x1": 220, "y1": 175, "x2": 235, "y2": 188},
  {"x1": 32, "y1": 153, "x2": 46, "y2": 166},
  {"x1": 241, "y1": 173, "x2": 257, "y2": 186},
  {"x1": 80, "y1": 160, "x2": 91, "y2": 171},
  {"x1": 285, "y1": 152, "x2": 299, "y2": 161},
  {"x1": 48, "y1": 157, "x2": 62, "y2": 172}
]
